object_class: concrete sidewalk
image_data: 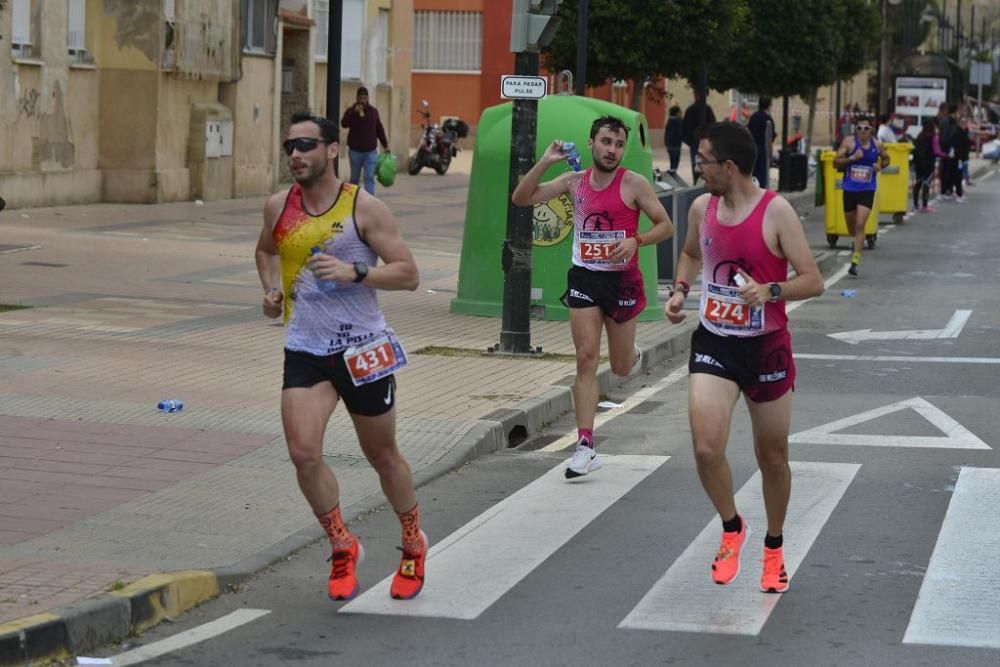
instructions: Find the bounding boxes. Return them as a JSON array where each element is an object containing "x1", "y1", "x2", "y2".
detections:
[{"x1": 0, "y1": 156, "x2": 991, "y2": 665}]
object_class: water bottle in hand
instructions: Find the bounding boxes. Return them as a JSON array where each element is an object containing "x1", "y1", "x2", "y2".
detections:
[
  {"x1": 310, "y1": 246, "x2": 337, "y2": 293},
  {"x1": 561, "y1": 142, "x2": 582, "y2": 172},
  {"x1": 157, "y1": 399, "x2": 184, "y2": 413}
]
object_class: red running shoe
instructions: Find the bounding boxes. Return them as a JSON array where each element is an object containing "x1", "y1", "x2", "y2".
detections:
[
  {"x1": 327, "y1": 537, "x2": 364, "y2": 601},
  {"x1": 390, "y1": 530, "x2": 428, "y2": 600},
  {"x1": 711, "y1": 518, "x2": 749, "y2": 585}
]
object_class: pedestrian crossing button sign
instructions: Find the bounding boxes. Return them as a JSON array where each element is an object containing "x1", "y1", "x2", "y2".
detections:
[{"x1": 501, "y1": 75, "x2": 547, "y2": 100}]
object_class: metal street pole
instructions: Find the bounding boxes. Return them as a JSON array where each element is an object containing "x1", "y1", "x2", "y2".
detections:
[
  {"x1": 876, "y1": 0, "x2": 886, "y2": 117},
  {"x1": 325, "y1": 0, "x2": 343, "y2": 176},
  {"x1": 500, "y1": 51, "x2": 540, "y2": 354},
  {"x1": 575, "y1": 0, "x2": 587, "y2": 96}
]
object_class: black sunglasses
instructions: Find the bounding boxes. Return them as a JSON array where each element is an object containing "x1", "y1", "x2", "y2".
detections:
[{"x1": 283, "y1": 137, "x2": 330, "y2": 156}]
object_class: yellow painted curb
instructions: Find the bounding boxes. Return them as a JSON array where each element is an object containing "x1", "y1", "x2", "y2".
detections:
[
  {"x1": 110, "y1": 570, "x2": 220, "y2": 634},
  {"x1": 0, "y1": 613, "x2": 61, "y2": 636}
]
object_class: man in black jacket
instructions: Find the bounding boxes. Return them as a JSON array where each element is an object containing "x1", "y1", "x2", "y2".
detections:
[{"x1": 683, "y1": 91, "x2": 716, "y2": 184}]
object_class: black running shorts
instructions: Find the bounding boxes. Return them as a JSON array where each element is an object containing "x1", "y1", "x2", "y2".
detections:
[
  {"x1": 688, "y1": 325, "x2": 795, "y2": 403},
  {"x1": 560, "y1": 265, "x2": 646, "y2": 323},
  {"x1": 842, "y1": 189, "x2": 875, "y2": 212},
  {"x1": 282, "y1": 349, "x2": 396, "y2": 416}
]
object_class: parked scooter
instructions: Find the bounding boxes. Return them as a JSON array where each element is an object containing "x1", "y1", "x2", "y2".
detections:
[{"x1": 408, "y1": 100, "x2": 468, "y2": 176}]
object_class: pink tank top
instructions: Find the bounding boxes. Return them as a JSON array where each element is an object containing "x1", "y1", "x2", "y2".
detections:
[
  {"x1": 698, "y1": 190, "x2": 788, "y2": 337},
  {"x1": 571, "y1": 168, "x2": 640, "y2": 271}
]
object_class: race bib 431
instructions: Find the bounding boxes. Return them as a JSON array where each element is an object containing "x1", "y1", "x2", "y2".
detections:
[{"x1": 344, "y1": 332, "x2": 408, "y2": 386}]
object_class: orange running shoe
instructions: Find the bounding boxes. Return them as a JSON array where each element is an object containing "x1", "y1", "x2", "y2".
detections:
[
  {"x1": 327, "y1": 537, "x2": 364, "y2": 601},
  {"x1": 711, "y1": 518, "x2": 749, "y2": 585},
  {"x1": 390, "y1": 530, "x2": 428, "y2": 600},
  {"x1": 760, "y1": 545, "x2": 789, "y2": 593}
]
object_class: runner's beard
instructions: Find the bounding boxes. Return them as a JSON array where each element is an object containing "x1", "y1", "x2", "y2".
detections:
[
  {"x1": 592, "y1": 154, "x2": 622, "y2": 173},
  {"x1": 293, "y1": 160, "x2": 328, "y2": 187}
]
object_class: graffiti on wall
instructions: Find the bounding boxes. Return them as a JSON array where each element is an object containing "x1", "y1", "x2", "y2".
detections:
[{"x1": 19, "y1": 88, "x2": 41, "y2": 117}]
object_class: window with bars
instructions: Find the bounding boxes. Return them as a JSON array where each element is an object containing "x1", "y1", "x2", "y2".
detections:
[
  {"x1": 242, "y1": 0, "x2": 277, "y2": 55},
  {"x1": 67, "y1": 0, "x2": 86, "y2": 53},
  {"x1": 11, "y1": 0, "x2": 32, "y2": 55},
  {"x1": 414, "y1": 11, "x2": 481, "y2": 72},
  {"x1": 314, "y1": 0, "x2": 363, "y2": 80}
]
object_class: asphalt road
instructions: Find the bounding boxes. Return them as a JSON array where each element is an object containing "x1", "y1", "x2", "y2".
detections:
[{"x1": 85, "y1": 173, "x2": 1000, "y2": 666}]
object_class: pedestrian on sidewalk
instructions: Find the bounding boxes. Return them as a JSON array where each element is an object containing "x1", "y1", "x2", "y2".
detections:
[
  {"x1": 833, "y1": 115, "x2": 888, "y2": 276},
  {"x1": 341, "y1": 87, "x2": 389, "y2": 195},
  {"x1": 512, "y1": 115, "x2": 674, "y2": 479},
  {"x1": 255, "y1": 112, "x2": 426, "y2": 602},
  {"x1": 955, "y1": 116, "x2": 972, "y2": 196},
  {"x1": 664, "y1": 121, "x2": 824, "y2": 594},
  {"x1": 683, "y1": 91, "x2": 717, "y2": 184},
  {"x1": 912, "y1": 119, "x2": 938, "y2": 213},
  {"x1": 664, "y1": 105, "x2": 684, "y2": 174},
  {"x1": 937, "y1": 103, "x2": 960, "y2": 199},
  {"x1": 747, "y1": 97, "x2": 774, "y2": 189}
]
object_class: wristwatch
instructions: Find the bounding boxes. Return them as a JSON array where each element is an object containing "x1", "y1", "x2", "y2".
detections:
[
  {"x1": 768, "y1": 282, "x2": 782, "y2": 301},
  {"x1": 353, "y1": 261, "x2": 369, "y2": 283}
]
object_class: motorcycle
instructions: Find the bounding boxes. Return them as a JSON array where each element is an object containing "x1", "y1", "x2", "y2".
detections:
[{"x1": 408, "y1": 100, "x2": 468, "y2": 176}]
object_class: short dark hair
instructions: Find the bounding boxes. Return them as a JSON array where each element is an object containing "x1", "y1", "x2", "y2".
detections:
[
  {"x1": 590, "y1": 115, "x2": 630, "y2": 140},
  {"x1": 759, "y1": 96, "x2": 772, "y2": 110},
  {"x1": 699, "y1": 121, "x2": 756, "y2": 176},
  {"x1": 289, "y1": 111, "x2": 339, "y2": 144},
  {"x1": 878, "y1": 113, "x2": 890, "y2": 124},
  {"x1": 669, "y1": 105, "x2": 682, "y2": 117},
  {"x1": 357, "y1": 86, "x2": 369, "y2": 97}
]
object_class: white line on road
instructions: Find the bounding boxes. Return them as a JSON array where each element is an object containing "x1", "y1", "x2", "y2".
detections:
[
  {"x1": 107, "y1": 608, "x2": 271, "y2": 666},
  {"x1": 828, "y1": 310, "x2": 972, "y2": 344},
  {"x1": 796, "y1": 353, "x2": 1000, "y2": 365},
  {"x1": 789, "y1": 396, "x2": 990, "y2": 449},
  {"x1": 619, "y1": 461, "x2": 860, "y2": 635},
  {"x1": 539, "y1": 366, "x2": 689, "y2": 452},
  {"x1": 904, "y1": 467, "x2": 1000, "y2": 648},
  {"x1": 340, "y1": 455, "x2": 670, "y2": 620}
]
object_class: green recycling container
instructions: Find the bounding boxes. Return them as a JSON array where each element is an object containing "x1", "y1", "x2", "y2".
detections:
[{"x1": 450, "y1": 95, "x2": 662, "y2": 321}]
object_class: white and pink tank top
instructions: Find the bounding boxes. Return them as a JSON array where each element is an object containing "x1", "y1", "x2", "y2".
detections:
[
  {"x1": 698, "y1": 190, "x2": 788, "y2": 337},
  {"x1": 571, "y1": 168, "x2": 640, "y2": 272}
]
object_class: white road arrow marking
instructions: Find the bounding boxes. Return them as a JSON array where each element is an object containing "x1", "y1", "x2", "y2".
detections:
[{"x1": 828, "y1": 310, "x2": 972, "y2": 345}]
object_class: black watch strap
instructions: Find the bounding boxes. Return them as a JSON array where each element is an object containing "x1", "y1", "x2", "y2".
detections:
[{"x1": 353, "y1": 261, "x2": 368, "y2": 283}]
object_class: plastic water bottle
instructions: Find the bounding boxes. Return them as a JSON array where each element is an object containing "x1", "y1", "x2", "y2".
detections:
[
  {"x1": 840, "y1": 289, "x2": 857, "y2": 298},
  {"x1": 562, "y1": 142, "x2": 582, "y2": 172},
  {"x1": 310, "y1": 246, "x2": 337, "y2": 293},
  {"x1": 157, "y1": 399, "x2": 184, "y2": 413}
]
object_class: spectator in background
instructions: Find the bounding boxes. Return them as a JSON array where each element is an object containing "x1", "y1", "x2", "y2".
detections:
[
  {"x1": 747, "y1": 96, "x2": 774, "y2": 189},
  {"x1": 876, "y1": 114, "x2": 896, "y2": 144},
  {"x1": 953, "y1": 116, "x2": 971, "y2": 197},
  {"x1": 340, "y1": 87, "x2": 389, "y2": 195},
  {"x1": 912, "y1": 119, "x2": 937, "y2": 213},
  {"x1": 683, "y1": 90, "x2": 717, "y2": 184},
  {"x1": 664, "y1": 105, "x2": 684, "y2": 174}
]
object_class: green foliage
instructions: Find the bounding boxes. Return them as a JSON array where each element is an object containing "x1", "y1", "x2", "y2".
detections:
[
  {"x1": 543, "y1": 0, "x2": 748, "y2": 89},
  {"x1": 833, "y1": 0, "x2": 881, "y2": 79},
  {"x1": 708, "y1": 0, "x2": 841, "y2": 97}
]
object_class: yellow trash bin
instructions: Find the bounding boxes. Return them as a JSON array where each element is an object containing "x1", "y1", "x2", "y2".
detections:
[
  {"x1": 820, "y1": 150, "x2": 879, "y2": 250},
  {"x1": 878, "y1": 142, "x2": 913, "y2": 222}
]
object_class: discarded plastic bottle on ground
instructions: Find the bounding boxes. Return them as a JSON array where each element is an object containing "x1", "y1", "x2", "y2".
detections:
[
  {"x1": 840, "y1": 289, "x2": 857, "y2": 298},
  {"x1": 561, "y1": 142, "x2": 582, "y2": 172},
  {"x1": 310, "y1": 246, "x2": 337, "y2": 293},
  {"x1": 157, "y1": 399, "x2": 184, "y2": 413}
]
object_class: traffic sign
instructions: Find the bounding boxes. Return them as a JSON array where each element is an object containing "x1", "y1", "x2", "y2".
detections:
[{"x1": 501, "y1": 75, "x2": 547, "y2": 100}]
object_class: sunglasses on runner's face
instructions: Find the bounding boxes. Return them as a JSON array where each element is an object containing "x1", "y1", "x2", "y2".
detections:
[
  {"x1": 856, "y1": 125, "x2": 872, "y2": 131},
  {"x1": 282, "y1": 137, "x2": 329, "y2": 155}
]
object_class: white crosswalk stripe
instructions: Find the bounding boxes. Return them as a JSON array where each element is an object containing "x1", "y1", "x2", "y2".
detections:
[
  {"x1": 341, "y1": 454, "x2": 669, "y2": 619},
  {"x1": 903, "y1": 467, "x2": 1000, "y2": 648},
  {"x1": 618, "y1": 461, "x2": 859, "y2": 635}
]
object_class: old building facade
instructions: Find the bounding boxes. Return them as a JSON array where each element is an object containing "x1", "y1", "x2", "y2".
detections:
[{"x1": 0, "y1": 0, "x2": 413, "y2": 208}]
